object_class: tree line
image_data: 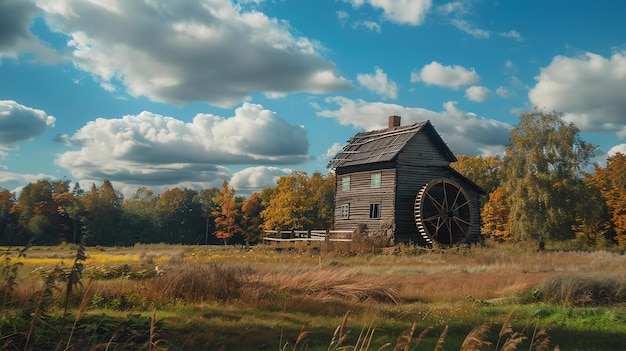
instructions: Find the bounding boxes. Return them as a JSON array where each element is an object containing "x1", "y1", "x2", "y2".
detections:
[
  {"x1": 0, "y1": 172, "x2": 335, "y2": 246},
  {"x1": 453, "y1": 110, "x2": 625, "y2": 249},
  {"x1": 1, "y1": 110, "x2": 625, "y2": 248}
]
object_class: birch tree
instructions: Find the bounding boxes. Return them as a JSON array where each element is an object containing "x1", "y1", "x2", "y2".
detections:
[{"x1": 503, "y1": 110, "x2": 596, "y2": 247}]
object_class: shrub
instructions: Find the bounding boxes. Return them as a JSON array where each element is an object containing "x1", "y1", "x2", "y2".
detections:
[
  {"x1": 537, "y1": 272, "x2": 626, "y2": 306},
  {"x1": 148, "y1": 263, "x2": 249, "y2": 303}
]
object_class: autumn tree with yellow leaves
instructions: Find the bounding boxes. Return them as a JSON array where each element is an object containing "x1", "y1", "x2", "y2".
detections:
[{"x1": 591, "y1": 152, "x2": 626, "y2": 247}]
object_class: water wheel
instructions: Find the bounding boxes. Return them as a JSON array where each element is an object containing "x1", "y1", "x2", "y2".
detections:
[{"x1": 414, "y1": 178, "x2": 472, "y2": 246}]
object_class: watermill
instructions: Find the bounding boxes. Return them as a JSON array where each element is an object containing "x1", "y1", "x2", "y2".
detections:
[
  {"x1": 329, "y1": 116, "x2": 485, "y2": 245},
  {"x1": 414, "y1": 178, "x2": 473, "y2": 246}
]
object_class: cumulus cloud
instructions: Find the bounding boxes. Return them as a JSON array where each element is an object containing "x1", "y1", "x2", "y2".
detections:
[
  {"x1": 465, "y1": 86, "x2": 489, "y2": 102},
  {"x1": 230, "y1": 166, "x2": 293, "y2": 193},
  {"x1": 357, "y1": 67, "x2": 398, "y2": 99},
  {"x1": 322, "y1": 142, "x2": 345, "y2": 160},
  {"x1": 317, "y1": 97, "x2": 511, "y2": 156},
  {"x1": 411, "y1": 61, "x2": 480, "y2": 89},
  {"x1": 0, "y1": 100, "x2": 56, "y2": 149},
  {"x1": 528, "y1": 51, "x2": 626, "y2": 136},
  {"x1": 37, "y1": 0, "x2": 351, "y2": 107},
  {"x1": 0, "y1": 0, "x2": 59, "y2": 62},
  {"x1": 344, "y1": 0, "x2": 432, "y2": 26},
  {"x1": 0, "y1": 169, "x2": 57, "y2": 194},
  {"x1": 55, "y1": 103, "x2": 311, "y2": 190},
  {"x1": 606, "y1": 144, "x2": 626, "y2": 159}
]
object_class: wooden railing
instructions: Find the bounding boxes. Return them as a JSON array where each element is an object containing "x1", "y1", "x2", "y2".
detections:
[{"x1": 263, "y1": 229, "x2": 353, "y2": 242}]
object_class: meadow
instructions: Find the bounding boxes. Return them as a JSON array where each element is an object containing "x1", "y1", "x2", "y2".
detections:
[{"x1": 1, "y1": 241, "x2": 625, "y2": 350}]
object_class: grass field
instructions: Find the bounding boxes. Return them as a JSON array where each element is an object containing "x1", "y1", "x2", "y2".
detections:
[{"x1": 2, "y1": 241, "x2": 625, "y2": 350}]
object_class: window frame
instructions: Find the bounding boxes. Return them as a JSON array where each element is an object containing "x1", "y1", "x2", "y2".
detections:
[
  {"x1": 370, "y1": 172, "x2": 381, "y2": 188},
  {"x1": 342, "y1": 176, "x2": 351, "y2": 191},
  {"x1": 369, "y1": 203, "x2": 381, "y2": 219},
  {"x1": 340, "y1": 203, "x2": 350, "y2": 219}
]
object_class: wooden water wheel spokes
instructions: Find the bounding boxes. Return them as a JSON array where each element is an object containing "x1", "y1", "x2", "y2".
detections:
[{"x1": 415, "y1": 178, "x2": 472, "y2": 246}]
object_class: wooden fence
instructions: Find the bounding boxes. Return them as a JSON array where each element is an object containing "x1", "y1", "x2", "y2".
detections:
[{"x1": 263, "y1": 229, "x2": 353, "y2": 243}]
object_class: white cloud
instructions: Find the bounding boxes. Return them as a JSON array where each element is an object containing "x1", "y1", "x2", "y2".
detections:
[
  {"x1": 357, "y1": 67, "x2": 398, "y2": 99},
  {"x1": 55, "y1": 103, "x2": 311, "y2": 190},
  {"x1": 498, "y1": 30, "x2": 523, "y2": 41},
  {"x1": 0, "y1": 100, "x2": 56, "y2": 149},
  {"x1": 528, "y1": 51, "x2": 626, "y2": 136},
  {"x1": 607, "y1": 144, "x2": 626, "y2": 156},
  {"x1": 344, "y1": 0, "x2": 432, "y2": 26},
  {"x1": 412, "y1": 61, "x2": 480, "y2": 89},
  {"x1": 352, "y1": 20, "x2": 382, "y2": 32},
  {"x1": 337, "y1": 10, "x2": 350, "y2": 26},
  {"x1": 230, "y1": 166, "x2": 292, "y2": 193},
  {"x1": 465, "y1": 86, "x2": 489, "y2": 102},
  {"x1": 37, "y1": 0, "x2": 352, "y2": 107},
  {"x1": 0, "y1": 169, "x2": 57, "y2": 194},
  {"x1": 321, "y1": 142, "x2": 345, "y2": 160},
  {"x1": 450, "y1": 19, "x2": 489, "y2": 39},
  {"x1": 318, "y1": 97, "x2": 511, "y2": 156},
  {"x1": 436, "y1": 1, "x2": 464, "y2": 16},
  {"x1": 496, "y1": 86, "x2": 513, "y2": 98},
  {"x1": 0, "y1": 0, "x2": 59, "y2": 63}
]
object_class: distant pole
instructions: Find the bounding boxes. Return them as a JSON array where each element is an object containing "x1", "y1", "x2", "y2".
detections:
[{"x1": 205, "y1": 217, "x2": 209, "y2": 245}]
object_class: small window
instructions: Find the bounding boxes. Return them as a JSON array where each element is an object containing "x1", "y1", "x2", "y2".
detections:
[
  {"x1": 340, "y1": 204, "x2": 350, "y2": 219},
  {"x1": 370, "y1": 172, "x2": 381, "y2": 188},
  {"x1": 342, "y1": 176, "x2": 351, "y2": 191},
  {"x1": 369, "y1": 203, "x2": 381, "y2": 219}
]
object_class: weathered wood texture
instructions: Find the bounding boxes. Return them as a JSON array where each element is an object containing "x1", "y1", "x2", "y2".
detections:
[
  {"x1": 328, "y1": 119, "x2": 485, "y2": 246},
  {"x1": 334, "y1": 168, "x2": 396, "y2": 233}
]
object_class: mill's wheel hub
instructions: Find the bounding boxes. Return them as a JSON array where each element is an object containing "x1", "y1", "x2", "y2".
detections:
[{"x1": 414, "y1": 178, "x2": 472, "y2": 246}]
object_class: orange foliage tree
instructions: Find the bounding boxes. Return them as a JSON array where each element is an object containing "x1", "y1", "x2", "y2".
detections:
[
  {"x1": 592, "y1": 152, "x2": 626, "y2": 247},
  {"x1": 480, "y1": 186, "x2": 510, "y2": 240},
  {"x1": 241, "y1": 192, "x2": 263, "y2": 243},
  {"x1": 213, "y1": 180, "x2": 241, "y2": 244}
]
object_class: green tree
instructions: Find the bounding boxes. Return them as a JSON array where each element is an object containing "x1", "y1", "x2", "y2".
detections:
[
  {"x1": 81, "y1": 180, "x2": 123, "y2": 246},
  {"x1": 0, "y1": 189, "x2": 17, "y2": 244},
  {"x1": 196, "y1": 187, "x2": 220, "y2": 245},
  {"x1": 503, "y1": 110, "x2": 596, "y2": 247},
  {"x1": 306, "y1": 172, "x2": 335, "y2": 229},
  {"x1": 53, "y1": 191, "x2": 83, "y2": 244},
  {"x1": 121, "y1": 187, "x2": 160, "y2": 244},
  {"x1": 158, "y1": 188, "x2": 201, "y2": 244},
  {"x1": 592, "y1": 152, "x2": 626, "y2": 247},
  {"x1": 11, "y1": 179, "x2": 67, "y2": 245}
]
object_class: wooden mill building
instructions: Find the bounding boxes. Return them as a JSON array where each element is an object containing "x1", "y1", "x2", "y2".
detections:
[{"x1": 327, "y1": 116, "x2": 485, "y2": 246}]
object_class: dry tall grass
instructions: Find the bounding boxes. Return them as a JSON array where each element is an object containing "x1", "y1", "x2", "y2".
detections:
[{"x1": 4, "y1": 244, "x2": 625, "y2": 349}]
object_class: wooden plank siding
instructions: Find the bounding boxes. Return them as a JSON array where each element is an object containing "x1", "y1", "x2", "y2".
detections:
[
  {"x1": 334, "y1": 168, "x2": 396, "y2": 233},
  {"x1": 394, "y1": 165, "x2": 452, "y2": 244},
  {"x1": 328, "y1": 118, "x2": 485, "y2": 246},
  {"x1": 395, "y1": 132, "x2": 452, "y2": 168},
  {"x1": 393, "y1": 132, "x2": 455, "y2": 244}
]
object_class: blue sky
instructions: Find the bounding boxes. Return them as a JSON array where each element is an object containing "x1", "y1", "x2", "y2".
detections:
[{"x1": 1, "y1": 0, "x2": 626, "y2": 197}]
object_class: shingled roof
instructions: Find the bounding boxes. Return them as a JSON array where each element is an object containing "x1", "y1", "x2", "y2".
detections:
[{"x1": 327, "y1": 119, "x2": 457, "y2": 169}]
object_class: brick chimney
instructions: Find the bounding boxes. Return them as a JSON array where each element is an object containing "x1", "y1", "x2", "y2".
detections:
[{"x1": 388, "y1": 115, "x2": 401, "y2": 130}]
